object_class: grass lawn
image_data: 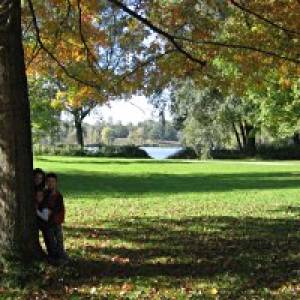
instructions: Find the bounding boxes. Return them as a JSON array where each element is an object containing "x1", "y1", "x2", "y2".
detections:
[{"x1": 3, "y1": 156, "x2": 300, "y2": 299}]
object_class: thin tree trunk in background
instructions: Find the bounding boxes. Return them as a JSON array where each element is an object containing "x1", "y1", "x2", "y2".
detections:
[
  {"x1": 0, "y1": 0, "x2": 39, "y2": 259},
  {"x1": 293, "y1": 132, "x2": 300, "y2": 145},
  {"x1": 244, "y1": 123, "x2": 256, "y2": 155},
  {"x1": 232, "y1": 122, "x2": 242, "y2": 150},
  {"x1": 239, "y1": 121, "x2": 247, "y2": 149},
  {"x1": 159, "y1": 109, "x2": 166, "y2": 139},
  {"x1": 74, "y1": 112, "x2": 84, "y2": 150}
]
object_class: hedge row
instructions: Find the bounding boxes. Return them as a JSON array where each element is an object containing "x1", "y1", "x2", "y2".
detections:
[
  {"x1": 210, "y1": 145, "x2": 300, "y2": 160},
  {"x1": 33, "y1": 144, "x2": 150, "y2": 159}
]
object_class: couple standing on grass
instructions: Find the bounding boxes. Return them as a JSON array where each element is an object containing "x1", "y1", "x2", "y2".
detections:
[{"x1": 33, "y1": 168, "x2": 68, "y2": 264}]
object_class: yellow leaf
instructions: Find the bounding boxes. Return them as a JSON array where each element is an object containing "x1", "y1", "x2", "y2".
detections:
[{"x1": 209, "y1": 288, "x2": 218, "y2": 295}]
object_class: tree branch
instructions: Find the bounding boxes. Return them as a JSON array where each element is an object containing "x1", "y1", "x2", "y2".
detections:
[
  {"x1": 229, "y1": 0, "x2": 300, "y2": 36},
  {"x1": 118, "y1": 49, "x2": 176, "y2": 82},
  {"x1": 76, "y1": 0, "x2": 99, "y2": 75},
  {"x1": 107, "y1": 0, "x2": 300, "y2": 65},
  {"x1": 27, "y1": 0, "x2": 103, "y2": 90},
  {"x1": 175, "y1": 36, "x2": 300, "y2": 64},
  {"x1": 108, "y1": 0, "x2": 207, "y2": 67},
  {"x1": 81, "y1": 104, "x2": 97, "y2": 120},
  {"x1": 26, "y1": 43, "x2": 41, "y2": 69}
]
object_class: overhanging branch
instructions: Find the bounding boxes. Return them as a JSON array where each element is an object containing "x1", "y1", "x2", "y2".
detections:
[
  {"x1": 175, "y1": 36, "x2": 300, "y2": 65},
  {"x1": 108, "y1": 0, "x2": 300, "y2": 65},
  {"x1": 108, "y1": 0, "x2": 207, "y2": 67},
  {"x1": 77, "y1": 0, "x2": 99, "y2": 75},
  {"x1": 27, "y1": 0, "x2": 103, "y2": 90},
  {"x1": 229, "y1": 0, "x2": 300, "y2": 36}
]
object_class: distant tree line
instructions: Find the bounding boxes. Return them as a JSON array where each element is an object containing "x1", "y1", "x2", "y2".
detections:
[{"x1": 32, "y1": 116, "x2": 179, "y2": 147}]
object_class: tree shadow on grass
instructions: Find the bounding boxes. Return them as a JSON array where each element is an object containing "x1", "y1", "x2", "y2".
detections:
[
  {"x1": 36, "y1": 157, "x2": 197, "y2": 165},
  {"x1": 269, "y1": 205, "x2": 300, "y2": 216},
  {"x1": 62, "y1": 216, "x2": 300, "y2": 297},
  {"x1": 59, "y1": 171, "x2": 300, "y2": 198}
]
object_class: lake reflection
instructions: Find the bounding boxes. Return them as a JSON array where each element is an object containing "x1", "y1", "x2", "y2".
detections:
[{"x1": 141, "y1": 147, "x2": 182, "y2": 159}]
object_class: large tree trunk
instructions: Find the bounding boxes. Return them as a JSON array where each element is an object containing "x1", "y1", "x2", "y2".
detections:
[{"x1": 0, "y1": 0, "x2": 39, "y2": 259}]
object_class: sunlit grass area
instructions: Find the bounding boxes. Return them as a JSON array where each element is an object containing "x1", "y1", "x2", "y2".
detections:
[{"x1": 6, "y1": 156, "x2": 300, "y2": 299}]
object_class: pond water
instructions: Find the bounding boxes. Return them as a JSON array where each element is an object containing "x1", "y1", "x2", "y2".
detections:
[{"x1": 141, "y1": 147, "x2": 182, "y2": 159}]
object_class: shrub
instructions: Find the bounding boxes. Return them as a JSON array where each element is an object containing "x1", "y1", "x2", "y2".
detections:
[
  {"x1": 33, "y1": 144, "x2": 84, "y2": 156},
  {"x1": 98, "y1": 145, "x2": 151, "y2": 158},
  {"x1": 33, "y1": 144, "x2": 151, "y2": 159},
  {"x1": 256, "y1": 144, "x2": 300, "y2": 160},
  {"x1": 167, "y1": 148, "x2": 198, "y2": 159},
  {"x1": 209, "y1": 145, "x2": 300, "y2": 160},
  {"x1": 209, "y1": 149, "x2": 250, "y2": 159}
]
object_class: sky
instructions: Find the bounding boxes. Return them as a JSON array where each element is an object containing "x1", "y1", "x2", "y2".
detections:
[{"x1": 83, "y1": 95, "x2": 172, "y2": 125}]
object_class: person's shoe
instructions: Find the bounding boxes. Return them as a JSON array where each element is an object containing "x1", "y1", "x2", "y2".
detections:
[
  {"x1": 59, "y1": 251, "x2": 69, "y2": 261},
  {"x1": 47, "y1": 256, "x2": 61, "y2": 266},
  {"x1": 36, "y1": 249, "x2": 48, "y2": 261},
  {"x1": 58, "y1": 252, "x2": 70, "y2": 265}
]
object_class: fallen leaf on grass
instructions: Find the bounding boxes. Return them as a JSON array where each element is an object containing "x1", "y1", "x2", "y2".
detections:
[
  {"x1": 121, "y1": 282, "x2": 134, "y2": 292},
  {"x1": 209, "y1": 288, "x2": 218, "y2": 295},
  {"x1": 111, "y1": 256, "x2": 130, "y2": 264},
  {"x1": 90, "y1": 287, "x2": 97, "y2": 295},
  {"x1": 120, "y1": 282, "x2": 134, "y2": 296}
]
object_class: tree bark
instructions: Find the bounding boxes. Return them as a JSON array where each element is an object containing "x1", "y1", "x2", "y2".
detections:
[
  {"x1": 74, "y1": 111, "x2": 84, "y2": 150},
  {"x1": 244, "y1": 123, "x2": 256, "y2": 155},
  {"x1": 238, "y1": 121, "x2": 256, "y2": 154},
  {"x1": 159, "y1": 109, "x2": 166, "y2": 139},
  {"x1": 293, "y1": 132, "x2": 300, "y2": 145},
  {"x1": 231, "y1": 122, "x2": 242, "y2": 150},
  {"x1": 0, "y1": 0, "x2": 39, "y2": 259},
  {"x1": 239, "y1": 121, "x2": 247, "y2": 149}
]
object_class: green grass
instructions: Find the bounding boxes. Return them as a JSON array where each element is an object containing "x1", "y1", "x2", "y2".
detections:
[{"x1": 5, "y1": 156, "x2": 300, "y2": 299}]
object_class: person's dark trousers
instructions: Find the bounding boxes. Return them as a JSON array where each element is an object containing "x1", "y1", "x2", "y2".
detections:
[
  {"x1": 37, "y1": 219, "x2": 54, "y2": 257},
  {"x1": 46, "y1": 224, "x2": 67, "y2": 259},
  {"x1": 40, "y1": 223, "x2": 57, "y2": 259}
]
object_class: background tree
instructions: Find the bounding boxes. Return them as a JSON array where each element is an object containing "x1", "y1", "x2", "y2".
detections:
[
  {"x1": 247, "y1": 77, "x2": 300, "y2": 141},
  {"x1": 53, "y1": 83, "x2": 101, "y2": 150},
  {"x1": 111, "y1": 122, "x2": 130, "y2": 139},
  {"x1": 128, "y1": 127, "x2": 145, "y2": 145},
  {"x1": 29, "y1": 76, "x2": 61, "y2": 144},
  {"x1": 171, "y1": 80, "x2": 259, "y2": 153},
  {"x1": 101, "y1": 126, "x2": 114, "y2": 145}
]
